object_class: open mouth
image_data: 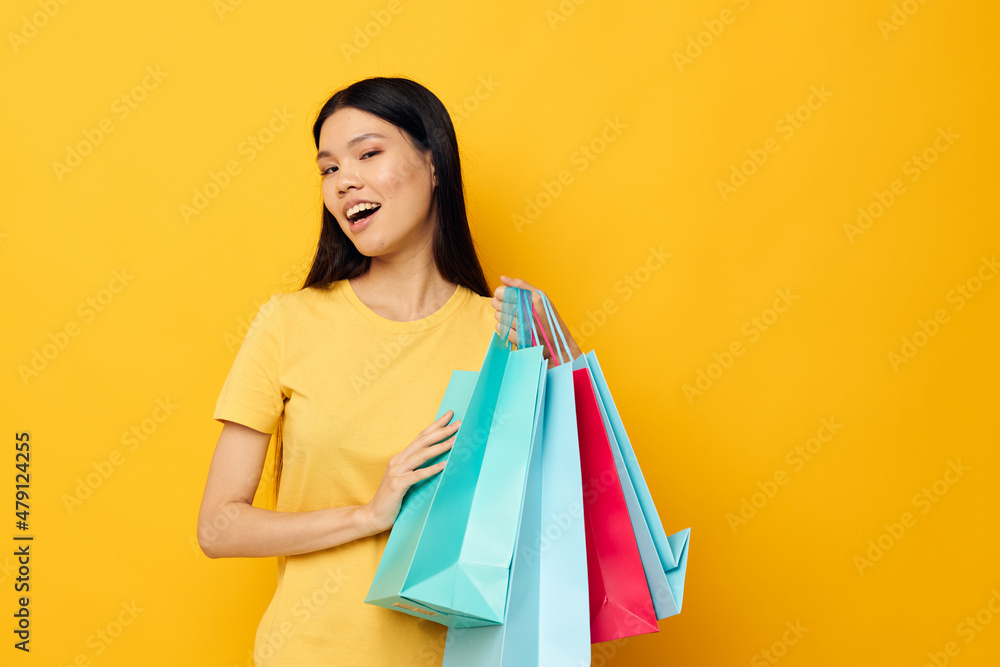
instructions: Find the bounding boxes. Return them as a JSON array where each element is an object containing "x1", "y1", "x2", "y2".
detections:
[{"x1": 346, "y1": 202, "x2": 381, "y2": 224}]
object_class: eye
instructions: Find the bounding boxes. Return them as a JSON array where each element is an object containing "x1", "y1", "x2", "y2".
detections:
[
  {"x1": 320, "y1": 165, "x2": 338, "y2": 176},
  {"x1": 360, "y1": 149, "x2": 380, "y2": 159}
]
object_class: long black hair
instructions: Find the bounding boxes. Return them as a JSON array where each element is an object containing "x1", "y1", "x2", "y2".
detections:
[
  {"x1": 270, "y1": 78, "x2": 490, "y2": 502},
  {"x1": 301, "y1": 76, "x2": 490, "y2": 297}
]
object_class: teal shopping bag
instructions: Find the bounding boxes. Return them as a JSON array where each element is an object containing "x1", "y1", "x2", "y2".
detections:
[
  {"x1": 443, "y1": 289, "x2": 591, "y2": 666},
  {"x1": 366, "y1": 290, "x2": 547, "y2": 627},
  {"x1": 441, "y1": 346, "x2": 547, "y2": 663},
  {"x1": 581, "y1": 350, "x2": 690, "y2": 620},
  {"x1": 364, "y1": 368, "x2": 480, "y2": 621}
]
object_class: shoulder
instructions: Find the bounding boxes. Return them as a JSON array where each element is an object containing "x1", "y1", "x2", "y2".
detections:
[
  {"x1": 466, "y1": 288, "x2": 493, "y2": 312},
  {"x1": 453, "y1": 285, "x2": 496, "y2": 329},
  {"x1": 266, "y1": 283, "x2": 339, "y2": 312},
  {"x1": 247, "y1": 283, "x2": 337, "y2": 333}
]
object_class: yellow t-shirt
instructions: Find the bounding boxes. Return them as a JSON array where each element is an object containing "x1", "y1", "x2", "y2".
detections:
[{"x1": 213, "y1": 278, "x2": 496, "y2": 666}]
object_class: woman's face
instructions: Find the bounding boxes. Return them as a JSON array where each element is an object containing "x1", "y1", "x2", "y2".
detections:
[{"x1": 316, "y1": 106, "x2": 438, "y2": 260}]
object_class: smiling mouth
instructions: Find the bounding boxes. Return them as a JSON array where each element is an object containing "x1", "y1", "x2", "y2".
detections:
[{"x1": 346, "y1": 203, "x2": 381, "y2": 223}]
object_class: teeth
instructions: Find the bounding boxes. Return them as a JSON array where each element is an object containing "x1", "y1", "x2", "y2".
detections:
[{"x1": 346, "y1": 202, "x2": 380, "y2": 219}]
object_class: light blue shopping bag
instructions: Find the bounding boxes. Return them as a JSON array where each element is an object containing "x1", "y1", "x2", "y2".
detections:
[
  {"x1": 366, "y1": 289, "x2": 547, "y2": 627},
  {"x1": 443, "y1": 289, "x2": 591, "y2": 666},
  {"x1": 580, "y1": 350, "x2": 690, "y2": 620}
]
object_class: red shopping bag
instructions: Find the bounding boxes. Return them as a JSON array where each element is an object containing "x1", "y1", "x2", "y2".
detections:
[{"x1": 574, "y1": 367, "x2": 659, "y2": 644}]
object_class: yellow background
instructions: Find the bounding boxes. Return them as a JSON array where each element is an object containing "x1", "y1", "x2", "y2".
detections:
[{"x1": 3, "y1": 0, "x2": 999, "y2": 665}]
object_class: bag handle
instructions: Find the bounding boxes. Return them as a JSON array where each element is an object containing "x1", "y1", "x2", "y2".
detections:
[
  {"x1": 502, "y1": 286, "x2": 544, "y2": 351},
  {"x1": 502, "y1": 286, "x2": 569, "y2": 365},
  {"x1": 499, "y1": 286, "x2": 518, "y2": 350},
  {"x1": 516, "y1": 287, "x2": 541, "y2": 350},
  {"x1": 537, "y1": 290, "x2": 572, "y2": 366}
]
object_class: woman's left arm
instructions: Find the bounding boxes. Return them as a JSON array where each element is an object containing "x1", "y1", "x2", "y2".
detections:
[{"x1": 491, "y1": 275, "x2": 583, "y2": 367}]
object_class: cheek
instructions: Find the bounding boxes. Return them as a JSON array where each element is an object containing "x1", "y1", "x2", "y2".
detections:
[
  {"x1": 380, "y1": 160, "x2": 415, "y2": 189},
  {"x1": 321, "y1": 180, "x2": 337, "y2": 206},
  {"x1": 320, "y1": 183, "x2": 348, "y2": 227},
  {"x1": 392, "y1": 161, "x2": 433, "y2": 201}
]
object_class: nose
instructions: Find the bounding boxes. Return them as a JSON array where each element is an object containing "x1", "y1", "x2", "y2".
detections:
[{"x1": 335, "y1": 163, "x2": 362, "y2": 195}]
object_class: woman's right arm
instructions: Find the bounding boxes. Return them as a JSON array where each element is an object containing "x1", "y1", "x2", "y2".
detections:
[{"x1": 197, "y1": 414, "x2": 459, "y2": 559}]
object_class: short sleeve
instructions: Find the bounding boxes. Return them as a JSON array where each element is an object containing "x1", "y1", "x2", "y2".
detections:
[{"x1": 213, "y1": 294, "x2": 285, "y2": 434}]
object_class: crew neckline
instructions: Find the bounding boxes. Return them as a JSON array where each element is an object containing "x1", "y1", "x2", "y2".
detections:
[{"x1": 337, "y1": 278, "x2": 470, "y2": 333}]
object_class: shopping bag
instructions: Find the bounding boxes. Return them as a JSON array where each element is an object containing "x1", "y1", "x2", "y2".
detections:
[
  {"x1": 536, "y1": 292, "x2": 591, "y2": 664},
  {"x1": 442, "y1": 289, "x2": 590, "y2": 666},
  {"x1": 365, "y1": 291, "x2": 547, "y2": 627},
  {"x1": 574, "y1": 363, "x2": 660, "y2": 643},
  {"x1": 364, "y1": 368, "x2": 479, "y2": 621},
  {"x1": 580, "y1": 351, "x2": 690, "y2": 620}
]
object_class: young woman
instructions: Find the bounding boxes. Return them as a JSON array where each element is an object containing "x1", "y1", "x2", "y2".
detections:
[{"x1": 197, "y1": 76, "x2": 581, "y2": 666}]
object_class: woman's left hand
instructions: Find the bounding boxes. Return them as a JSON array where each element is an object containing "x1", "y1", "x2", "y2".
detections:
[{"x1": 491, "y1": 276, "x2": 583, "y2": 368}]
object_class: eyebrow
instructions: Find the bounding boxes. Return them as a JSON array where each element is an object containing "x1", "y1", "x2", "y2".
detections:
[{"x1": 316, "y1": 133, "x2": 387, "y2": 161}]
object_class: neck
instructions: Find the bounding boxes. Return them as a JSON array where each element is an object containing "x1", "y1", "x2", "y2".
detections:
[{"x1": 350, "y1": 239, "x2": 456, "y2": 322}]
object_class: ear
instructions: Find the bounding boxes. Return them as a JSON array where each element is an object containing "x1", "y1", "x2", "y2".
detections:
[{"x1": 430, "y1": 162, "x2": 437, "y2": 187}]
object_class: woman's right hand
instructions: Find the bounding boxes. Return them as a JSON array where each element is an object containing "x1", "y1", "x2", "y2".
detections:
[{"x1": 360, "y1": 410, "x2": 461, "y2": 535}]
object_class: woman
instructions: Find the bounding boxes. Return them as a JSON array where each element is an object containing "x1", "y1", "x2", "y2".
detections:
[{"x1": 197, "y1": 76, "x2": 581, "y2": 666}]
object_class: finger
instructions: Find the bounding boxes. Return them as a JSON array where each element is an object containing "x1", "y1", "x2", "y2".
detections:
[
  {"x1": 419, "y1": 435, "x2": 458, "y2": 461},
  {"x1": 407, "y1": 419, "x2": 460, "y2": 455},
  {"x1": 400, "y1": 433, "x2": 458, "y2": 472},
  {"x1": 495, "y1": 320, "x2": 518, "y2": 345},
  {"x1": 407, "y1": 460, "x2": 448, "y2": 484},
  {"x1": 418, "y1": 410, "x2": 453, "y2": 435},
  {"x1": 493, "y1": 309, "x2": 518, "y2": 331},
  {"x1": 421, "y1": 420, "x2": 461, "y2": 446},
  {"x1": 500, "y1": 276, "x2": 540, "y2": 292}
]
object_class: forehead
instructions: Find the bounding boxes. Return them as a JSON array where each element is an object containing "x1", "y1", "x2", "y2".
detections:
[{"x1": 317, "y1": 107, "x2": 407, "y2": 150}]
